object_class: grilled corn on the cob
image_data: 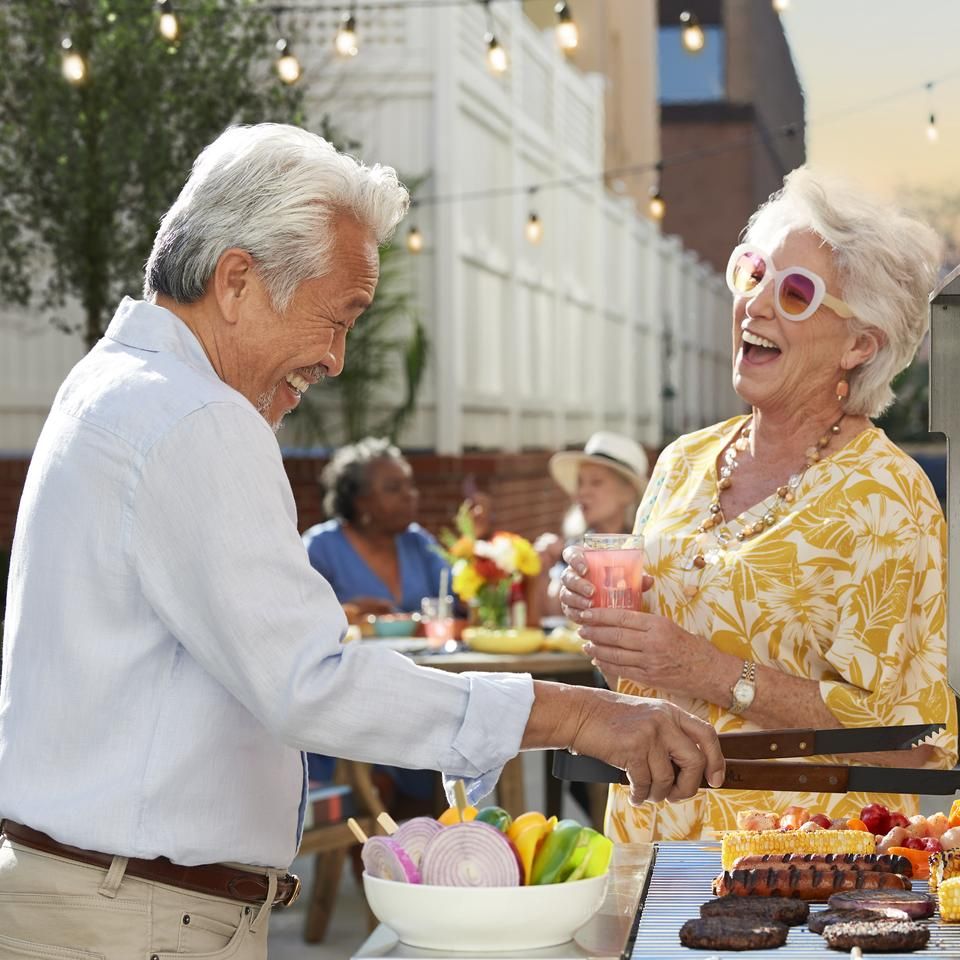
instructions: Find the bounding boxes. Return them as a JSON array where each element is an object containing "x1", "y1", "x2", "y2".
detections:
[
  {"x1": 929, "y1": 850, "x2": 960, "y2": 893},
  {"x1": 938, "y1": 875, "x2": 960, "y2": 921},
  {"x1": 721, "y1": 830, "x2": 876, "y2": 871}
]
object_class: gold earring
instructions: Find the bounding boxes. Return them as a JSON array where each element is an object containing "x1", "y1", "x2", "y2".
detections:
[{"x1": 836, "y1": 378, "x2": 849, "y2": 403}]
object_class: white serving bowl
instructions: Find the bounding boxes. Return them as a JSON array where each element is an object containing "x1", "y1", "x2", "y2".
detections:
[{"x1": 362, "y1": 872, "x2": 608, "y2": 951}]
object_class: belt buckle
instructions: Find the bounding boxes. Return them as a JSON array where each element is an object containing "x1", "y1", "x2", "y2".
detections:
[{"x1": 281, "y1": 872, "x2": 301, "y2": 908}]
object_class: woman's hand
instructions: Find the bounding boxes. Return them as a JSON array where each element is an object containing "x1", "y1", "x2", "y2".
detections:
[{"x1": 559, "y1": 545, "x2": 721, "y2": 699}]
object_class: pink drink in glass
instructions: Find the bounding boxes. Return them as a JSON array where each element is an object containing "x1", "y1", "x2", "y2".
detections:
[{"x1": 583, "y1": 534, "x2": 645, "y2": 609}]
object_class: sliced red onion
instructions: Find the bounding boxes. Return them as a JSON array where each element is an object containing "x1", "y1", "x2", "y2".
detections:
[
  {"x1": 361, "y1": 835, "x2": 422, "y2": 883},
  {"x1": 394, "y1": 816, "x2": 445, "y2": 867},
  {"x1": 420, "y1": 821, "x2": 521, "y2": 887},
  {"x1": 827, "y1": 889, "x2": 935, "y2": 920}
]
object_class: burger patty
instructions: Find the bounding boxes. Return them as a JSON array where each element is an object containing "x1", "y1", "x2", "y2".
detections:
[
  {"x1": 679, "y1": 917, "x2": 788, "y2": 951},
  {"x1": 822, "y1": 919, "x2": 930, "y2": 952},
  {"x1": 700, "y1": 895, "x2": 809, "y2": 926},
  {"x1": 808, "y1": 907, "x2": 909, "y2": 935}
]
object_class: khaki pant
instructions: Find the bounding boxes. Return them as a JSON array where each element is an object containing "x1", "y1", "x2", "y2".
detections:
[{"x1": 0, "y1": 838, "x2": 278, "y2": 959}]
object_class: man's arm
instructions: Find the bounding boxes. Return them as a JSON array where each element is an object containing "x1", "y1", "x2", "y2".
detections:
[{"x1": 521, "y1": 680, "x2": 725, "y2": 805}]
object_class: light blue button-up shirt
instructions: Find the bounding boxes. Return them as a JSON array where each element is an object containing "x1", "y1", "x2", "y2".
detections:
[{"x1": 0, "y1": 298, "x2": 534, "y2": 868}]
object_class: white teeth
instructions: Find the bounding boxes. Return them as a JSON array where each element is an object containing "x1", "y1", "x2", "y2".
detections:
[
  {"x1": 742, "y1": 330, "x2": 780, "y2": 351},
  {"x1": 285, "y1": 373, "x2": 310, "y2": 396}
]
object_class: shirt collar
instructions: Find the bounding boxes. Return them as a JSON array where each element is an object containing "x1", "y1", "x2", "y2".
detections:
[{"x1": 104, "y1": 296, "x2": 218, "y2": 378}]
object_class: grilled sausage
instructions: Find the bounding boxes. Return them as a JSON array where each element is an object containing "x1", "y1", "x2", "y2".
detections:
[
  {"x1": 713, "y1": 866, "x2": 911, "y2": 900},
  {"x1": 729, "y1": 853, "x2": 913, "y2": 876}
]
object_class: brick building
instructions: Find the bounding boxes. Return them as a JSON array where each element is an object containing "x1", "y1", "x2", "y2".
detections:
[{"x1": 658, "y1": 0, "x2": 806, "y2": 271}]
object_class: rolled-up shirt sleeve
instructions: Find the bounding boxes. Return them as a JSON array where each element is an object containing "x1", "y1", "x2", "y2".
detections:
[{"x1": 132, "y1": 402, "x2": 534, "y2": 785}]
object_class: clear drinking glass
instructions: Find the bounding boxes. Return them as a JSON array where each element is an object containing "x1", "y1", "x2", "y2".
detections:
[
  {"x1": 421, "y1": 595, "x2": 455, "y2": 648},
  {"x1": 582, "y1": 533, "x2": 645, "y2": 609}
]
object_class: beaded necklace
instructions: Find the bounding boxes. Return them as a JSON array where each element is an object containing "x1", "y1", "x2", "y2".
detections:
[{"x1": 688, "y1": 414, "x2": 845, "y2": 574}]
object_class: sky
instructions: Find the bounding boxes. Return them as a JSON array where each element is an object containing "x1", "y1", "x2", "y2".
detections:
[{"x1": 781, "y1": 0, "x2": 959, "y2": 202}]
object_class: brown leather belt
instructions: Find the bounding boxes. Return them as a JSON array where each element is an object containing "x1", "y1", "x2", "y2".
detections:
[{"x1": 1, "y1": 820, "x2": 300, "y2": 908}]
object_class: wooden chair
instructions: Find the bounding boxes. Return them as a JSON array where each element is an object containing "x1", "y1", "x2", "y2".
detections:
[{"x1": 297, "y1": 758, "x2": 386, "y2": 943}]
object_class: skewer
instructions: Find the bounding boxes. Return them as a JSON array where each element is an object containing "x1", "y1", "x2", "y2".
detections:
[
  {"x1": 347, "y1": 817, "x2": 368, "y2": 843},
  {"x1": 850, "y1": 948, "x2": 863, "y2": 960},
  {"x1": 454, "y1": 779, "x2": 469, "y2": 822},
  {"x1": 377, "y1": 811, "x2": 400, "y2": 835}
]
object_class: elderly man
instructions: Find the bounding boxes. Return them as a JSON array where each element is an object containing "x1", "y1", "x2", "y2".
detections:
[{"x1": 0, "y1": 124, "x2": 723, "y2": 958}]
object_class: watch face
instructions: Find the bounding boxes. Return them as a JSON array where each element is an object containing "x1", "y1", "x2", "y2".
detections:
[{"x1": 734, "y1": 679, "x2": 755, "y2": 706}]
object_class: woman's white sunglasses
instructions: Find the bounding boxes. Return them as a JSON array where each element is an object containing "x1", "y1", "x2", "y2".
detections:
[{"x1": 725, "y1": 244, "x2": 854, "y2": 323}]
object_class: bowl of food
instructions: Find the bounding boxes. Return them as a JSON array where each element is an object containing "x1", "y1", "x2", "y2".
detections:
[
  {"x1": 359, "y1": 806, "x2": 612, "y2": 951},
  {"x1": 370, "y1": 613, "x2": 419, "y2": 638}
]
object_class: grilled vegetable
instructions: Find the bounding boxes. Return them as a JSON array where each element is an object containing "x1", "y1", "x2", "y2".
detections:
[
  {"x1": 929, "y1": 849, "x2": 960, "y2": 892},
  {"x1": 938, "y1": 876, "x2": 960, "y2": 921},
  {"x1": 721, "y1": 829, "x2": 876, "y2": 870}
]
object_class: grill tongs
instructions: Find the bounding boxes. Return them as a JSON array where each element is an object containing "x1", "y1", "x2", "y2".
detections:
[{"x1": 552, "y1": 722, "x2": 958, "y2": 795}]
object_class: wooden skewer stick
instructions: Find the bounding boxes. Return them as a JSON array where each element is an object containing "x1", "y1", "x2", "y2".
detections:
[
  {"x1": 347, "y1": 817, "x2": 368, "y2": 844},
  {"x1": 453, "y1": 779, "x2": 469, "y2": 823},
  {"x1": 377, "y1": 811, "x2": 400, "y2": 835}
]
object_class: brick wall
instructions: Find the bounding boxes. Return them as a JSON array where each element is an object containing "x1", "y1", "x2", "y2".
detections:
[{"x1": 0, "y1": 452, "x2": 572, "y2": 559}]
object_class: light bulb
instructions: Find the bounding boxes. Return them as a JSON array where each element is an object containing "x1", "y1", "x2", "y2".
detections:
[
  {"x1": 157, "y1": 2, "x2": 179, "y2": 41},
  {"x1": 525, "y1": 213, "x2": 543, "y2": 245},
  {"x1": 680, "y1": 11, "x2": 705, "y2": 53},
  {"x1": 60, "y1": 38, "x2": 87, "y2": 85},
  {"x1": 555, "y1": 2, "x2": 579, "y2": 51},
  {"x1": 406, "y1": 226, "x2": 424, "y2": 254},
  {"x1": 927, "y1": 115, "x2": 939, "y2": 143},
  {"x1": 648, "y1": 189, "x2": 666, "y2": 221},
  {"x1": 335, "y1": 14, "x2": 359, "y2": 57},
  {"x1": 772, "y1": 0, "x2": 789, "y2": 11},
  {"x1": 485, "y1": 34, "x2": 508, "y2": 74},
  {"x1": 275, "y1": 39, "x2": 302, "y2": 84}
]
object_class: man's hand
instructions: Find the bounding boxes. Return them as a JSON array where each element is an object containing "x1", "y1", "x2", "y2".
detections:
[{"x1": 521, "y1": 682, "x2": 725, "y2": 806}]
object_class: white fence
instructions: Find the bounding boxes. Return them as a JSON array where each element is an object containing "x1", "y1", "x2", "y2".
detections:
[{"x1": 0, "y1": 3, "x2": 740, "y2": 455}]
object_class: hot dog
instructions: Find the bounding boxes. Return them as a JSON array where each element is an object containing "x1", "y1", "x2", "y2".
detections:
[
  {"x1": 729, "y1": 853, "x2": 912, "y2": 876},
  {"x1": 713, "y1": 866, "x2": 910, "y2": 900}
]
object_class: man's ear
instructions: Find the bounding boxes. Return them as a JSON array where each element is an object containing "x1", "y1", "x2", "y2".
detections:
[{"x1": 212, "y1": 248, "x2": 256, "y2": 324}]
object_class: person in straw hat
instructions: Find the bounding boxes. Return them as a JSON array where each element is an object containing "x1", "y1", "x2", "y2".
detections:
[{"x1": 532, "y1": 431, "x2": 649, "y2": 620}]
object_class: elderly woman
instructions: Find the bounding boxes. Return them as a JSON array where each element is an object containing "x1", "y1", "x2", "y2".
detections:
[
  {"x1": 302, "y1": 436, "x2": 449, "y2": 618},
  {"x1": 561, "y1": 167, "x2": 958, "y2": 842}
]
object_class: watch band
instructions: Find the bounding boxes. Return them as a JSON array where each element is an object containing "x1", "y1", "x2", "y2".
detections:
[{"x1": 728, "y1": 658, "x2": 757, "y2": 715}]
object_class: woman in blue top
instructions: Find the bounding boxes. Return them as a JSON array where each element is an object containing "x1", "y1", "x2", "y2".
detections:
[
  {"x1": 302, "y1": 437, "x2": 447, "y2": 812},
  {"x1": 302, "y1": 437, "x2": 449, "y2": 618}
]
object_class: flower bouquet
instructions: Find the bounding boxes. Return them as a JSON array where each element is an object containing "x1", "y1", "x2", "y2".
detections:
[{"x1": 438, "y1": 503, "x2": 542, "y2": 635}]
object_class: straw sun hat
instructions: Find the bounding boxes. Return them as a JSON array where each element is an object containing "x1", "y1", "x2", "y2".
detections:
[{"x1": 548, "y1": 431, "x2": 649, "y2": 497}]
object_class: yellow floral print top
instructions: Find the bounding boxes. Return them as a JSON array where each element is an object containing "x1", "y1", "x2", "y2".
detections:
[{"x1": 606, "y1": 416, "x2": 958, "y2": 842}]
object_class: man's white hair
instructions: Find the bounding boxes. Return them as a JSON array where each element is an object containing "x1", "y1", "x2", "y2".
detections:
[
  {"x1": 144, "y1": 123, "x2": 409, "y2": 309},
  {"x1": 743, "y1": 167, "x2": 943, "y2": 418}
]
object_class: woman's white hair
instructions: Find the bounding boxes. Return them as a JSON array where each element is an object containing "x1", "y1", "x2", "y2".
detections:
[
  {"x1": 144, "y1": 123, "x2": 409, "y2": 310},
  {"x1": 743, "y1": 167, "x2": 943, "y2": 418}
]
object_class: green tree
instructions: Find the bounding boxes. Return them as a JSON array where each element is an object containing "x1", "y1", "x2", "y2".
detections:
[{"x1": 0, "y1": 0, "x2": 303, "y2": 348}]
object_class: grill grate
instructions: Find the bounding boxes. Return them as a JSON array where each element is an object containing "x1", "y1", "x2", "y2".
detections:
[{"x1": 629, "y1": 841, "x2": 960, "y2": 959}]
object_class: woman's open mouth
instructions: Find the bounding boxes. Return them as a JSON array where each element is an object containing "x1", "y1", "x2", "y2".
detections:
[{"x1": 741, "y1": 329, "x2": 782, "y2": 365}]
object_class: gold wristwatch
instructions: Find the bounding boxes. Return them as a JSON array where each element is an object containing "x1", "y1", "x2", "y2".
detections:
[{"x1": 728, "y1": 659, "x2": 757, "y2": 715}]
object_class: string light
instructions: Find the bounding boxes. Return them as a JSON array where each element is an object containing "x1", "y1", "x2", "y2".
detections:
[
  {"x1": 157, "y1": 0, "x2": 180, "y2": 41},
  {"x1": 648, "y1": 166, "x2": 666, "y2": 221},
  {"x1": 335, "y1": 6, "x2": 359, "y2": 57},
  {"x1": 274, "y1": 38, "x2": 302, "y2": 83},
  {"x1": 679, "y1": 11, "x2": 705, "y2": 54},
  {"x1": 485, "y1": 32, "x2": 508, "y2": 73},
  {"x1": 480, "y1": 0, "x2": 508, "y2": 74},
  {"x1": 772, "y1": 0, "x2": 789, "y2": 12},
  {"x1": 926, "y1": 82, "x2": 939, "y2": 143},
  {"x1": 406, "y1": 225, "x2": 424, "y2": 253},
  {"x1": 554, "y1": 1, "x2": 578, "y2": 52},
  {"x1": 60, "y1": 37, "x2": 88, "y2": 85}
]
